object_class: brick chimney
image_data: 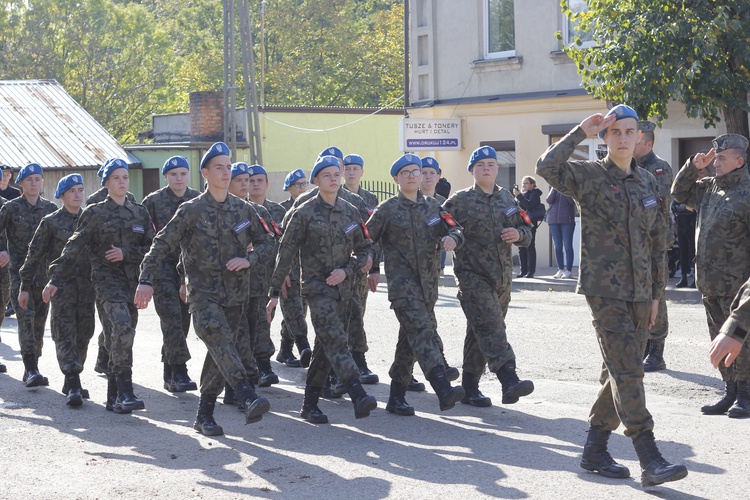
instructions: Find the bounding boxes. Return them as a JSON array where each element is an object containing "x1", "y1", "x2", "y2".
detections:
[{"x1": 190, "y1": 91, "x2": 224, "y2": 142}]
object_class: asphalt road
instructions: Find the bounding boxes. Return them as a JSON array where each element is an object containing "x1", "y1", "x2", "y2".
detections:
[{"x1": 0, "y1": 282, "x2": 744, "y2": 499}]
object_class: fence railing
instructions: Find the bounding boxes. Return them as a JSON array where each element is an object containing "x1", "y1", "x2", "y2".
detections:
[{"x1": 361, "y1": 180, "x2": 398, "y2": 204}]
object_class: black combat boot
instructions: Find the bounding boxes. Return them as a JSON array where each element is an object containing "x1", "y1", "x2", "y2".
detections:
[
  {"x1": 352, "y1": 351, "x2": 379, "y2": 385},
  {"x1": 256, "y1": 358, "x2": 279, "y2": 387},
  {"x1": 105, "y1": 373, "x2": 120, "y2": 412},
  {"x1": 93, "y1": 346, "x2": 109, "y2": 374},
  {"x1": 114, "y1": 369, "x2": 145, "y2": 414},
  {"x1": 167, "y1": 363, "x2": 198, "y2": 392},
  {"x1": 64, "y1": 373, "x2": 84, "y2": 408},
  {"x1": 62, "y1": 379, "x2": 90, "y2": 399},
  {"x1": 701, "y1": 381, "x2": 737, "y2": 415},
  {"x1": 496, "y1": 360, "x2": 534, "y2": 404},
  {"x1": 321, "y1": 370, "x2": 346, "y2": 399},
  {"x1": 235, "y1": 380, "x2": 271, "y2": 424},
  {"x1": 193, "y1": 395, "x2": 224, "y2": 436},
  {"x1": 162, "y1": 362, "x2": 173, "y2": 390},
  {"x1": 633, "y1": 430, "x2": 688, "y2": 487},
  {"x1": 0, "y1": 361, "x2": 6, "y2": 373},
  {"x1": 406, "y1": 376, "x2": 425, "y2": 392},
  {"x1": 22, "y1": 353, "x2": 48, "y2": 387},
  {"x1": 461, "y1": 372, "x2": 492, "y2": 407},
  {"x1": 643, "y1": 339, "x2": 667, "y2": 372},
  {"x1": 346, "y1": 378, "x2": 377, "y2": 419},
  {"x1": 428, "y1": 366, "x2": 465, "y2": 411},
  {"x1": 727, "y1": 380, "x2": 750, "y2": 419},
  {"x1": 385, "y1": 381, "x2": 415, "y2": 416},
  {"x1": 300, "y1": 386, "x2": 328, "y2": 424},
  {"x1": 296, "y1": 336, "x2": 313, "y2": 368},
  {"x1": 442, "y1": 351, "x2": 459, "y2": 382},
  {"x1": 223, "y1": 382, "x2": 237, "y2": 406},
  {"x1": 580, "y1": 427, "x2": 630, "y2": 478},
  {"x1": 276, "y1": 338, "x2": 302, "y2": 367}
]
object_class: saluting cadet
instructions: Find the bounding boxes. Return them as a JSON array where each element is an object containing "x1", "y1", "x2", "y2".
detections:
[
  {"x1": 21, "y1": 174, "x2": 94, "y2": 406},
  {"x1": 0, "y1": 163, "x2": 57, "y2": 387},
  {"x1": 46, "y1": 160, "x2": 155, "y2": 415},
  {"x1": 136, "y1": 143, "x2": 275, "y2": 435},
  {"x1": 142, "y1": 156, "x2": 200, "y2": 393},
  {"x1": 267, "y1": 155, "x2": 376, "y2": 424},
  {"x1": 537, "y1": 105, "x2": 687, "y2": 487}
]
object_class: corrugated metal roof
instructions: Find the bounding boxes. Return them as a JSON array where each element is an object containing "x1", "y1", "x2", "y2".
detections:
[{"x1": 0, "y1": 79, "x2": 139, "y2": 169}]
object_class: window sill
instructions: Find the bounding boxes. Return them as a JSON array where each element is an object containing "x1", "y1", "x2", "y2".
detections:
[
  {"x1": 549, "y1": 50, "x2": 575, "y2": 65},
  {"x1": 471, "y1": 56, "x2": 523, "y2": 73}
]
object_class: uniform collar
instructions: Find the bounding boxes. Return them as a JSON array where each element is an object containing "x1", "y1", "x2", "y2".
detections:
[
  {"x1": 715, "y1": 164, "x2": 750, "y2": 190},
  {"x1": 315, "y1": 191, "x2": 342, "y2": 211},
  {"x1": 603, "y1": 157, "x2": 643, "y2": 182},
  {"x1": 471, "y1": 183, "x2": 500, "y2": 197},
  {"x1": 637, "y1": 150, "x2": 656, "y2": 167},
  {"x1": 397, "y1": 190, "x2": 425, "y2": 205},
  {"x1": 104, "y1": 195, "x2": 137, "y2": 212}
]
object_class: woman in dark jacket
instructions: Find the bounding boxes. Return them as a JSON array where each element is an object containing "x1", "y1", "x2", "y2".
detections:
[
  {"x1": 514, "y1": 176, "x2": 543, "y2": 278},
  {"x1": 546, "y1": 187, "x2": 577, "y2": 278}
]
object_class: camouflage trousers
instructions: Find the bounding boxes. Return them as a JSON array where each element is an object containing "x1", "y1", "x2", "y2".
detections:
[
  {"x1": 703, "y1": 295, "x2": 750, "y2": 382},
  {"x1": 389, "y1": 298, "x2": 445, "y2": 387},
  {"x1": 346, "y1": 271, "x2": 369, "y2": 354},
  {"x1": 649, "y1": 253, "x2": 669, "y2": 340},
  {"x1": 279, "y1": 280, "x2": 308, "y2": 342},
  {"x1": 153, "y1": 276, "x2": 191, "y2": 365},
  {"x1": 458, "y1": 285, "x2": 515, "y2": 375},
  {"x1": 0, "y1": 271, "x2": 8, "y2": 331},
  {"x1": 586, "y1": 296, "x2": 654, "y2": 438},
  {"x1": 192, "y1": 303, "x2": 248, "y2": 396},
  {"x1": 100, "y1": 301, "x2": 138, "y2": 374},
  {"x1": 253, "y1": 293, "x2": 275, "y2": 360},
  {"x1": 10, "y1": 283, "x2": 49, "y2": 358},
  {"x1": 95, "y1": 298, "x2": 110, "y2": 351},
  {"x1": 305, "y1": 294, "x2": 360, "y2": 388},
  {"x1": 236, "y1": 297, "x2": 259, "y2": 376},
  {"x1": 50, "y1": 282, "x2": 95, "y2": 375}
]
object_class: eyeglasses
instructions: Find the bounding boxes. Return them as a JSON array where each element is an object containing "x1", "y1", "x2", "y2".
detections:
[
  {"x1": 292, "y1": 181, "x2": 308, "y2": 188},
  {"x1": 398, "y1": 169, "x2": 421, "y2": 178}
]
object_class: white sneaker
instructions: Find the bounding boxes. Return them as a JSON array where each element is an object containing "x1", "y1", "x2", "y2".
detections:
[
  {"x1": 553, "y1": 269, "x2": 565, "y2": 279},
  {"x1": 563, "y1": 270, "x2": 573, "y2": 279}
]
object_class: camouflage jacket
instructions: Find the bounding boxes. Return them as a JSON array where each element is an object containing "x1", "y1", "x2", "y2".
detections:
[
  {"x1": 367, "y1": 191, "x2": 463, "y2": 306},
  {"x1": 140, "y1": 191, "x2": 274, "y2": 311},
  {"x1": 49, "y1": 197, "x2": 155, "y2": 302},
  {"x1": 672, "y1": 162, "x2": 750, "y2": 297},
  {"x1": 0, "y1": 195, "x2": 57, "y2": 285},
  {"x1": 536, "y1": 126, "x2": 667, "y2": 302},
  {"x1": 443, "y1": 184, "x2": 532, "y2": 292},
  {"x1": 344, "y1": 185, "x2": 379, "y2": 214},
  {"x1": 247, "y1": 201, "x2": 280, "y2": 298},
  {"x1": 270, "y1": 193, "x2": 371, "y2": 301},
  {"x1": 0, "y1": 197, "x2": 8, "y2": 276},
  {"x1": 637, "y1": 151, "x2": 673, "y2": 219},
  {"x1": 20, "y1": 207, "x2": 91, "y2": 293},
  {"x1": 86, "y1": 187, "x2": 136, "y2": 206},
  {"x1": 721, "y1": 276, "x2": 750, "y2": 344}
]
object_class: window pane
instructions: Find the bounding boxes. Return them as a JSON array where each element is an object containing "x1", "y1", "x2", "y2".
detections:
[
  {"x1": 566, "y1": 0, "x2": 594, "y2": 45},
  {"x1": 488, "y1": 0, "x2": 515, "y2": 54}
]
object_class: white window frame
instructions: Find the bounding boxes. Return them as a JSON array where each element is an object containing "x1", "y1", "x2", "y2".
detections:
[
  {"x1": 483, "y1": 0, "x2": 516, "y2": 59},
  {"x1": 561, "y1": 0, "x2": 596, "y2": 48}
]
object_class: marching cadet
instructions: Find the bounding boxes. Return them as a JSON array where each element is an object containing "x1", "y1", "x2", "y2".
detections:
[
  {"x1": 366, "y1": 154, "x2": 465, "y2": 415},
  {"x1": 278, "y1": 169, "x2": 313, "y2": 368},
  {"x1": 419, "y1": 157, "x2": 445, "y2": 203},
  {"x1": 135, "y1": 142, "x2": 275, "y2": 435},
  {"x1": 635, "y1": 121, "x2": 674, "y2": 372},
  {"x1": 20, "y1": 174, "x2": 94, "y2": 406},
  {"x1": 45, "y1": 160, "x2": 155, "y2": 414},
  {"x1": 672, "y1": 133, "x2": 750, "y2": 418},
  {"x1": 0, "y1": 163, "x2": 57, "y2": 387},
  {"x1": 266, "y1": 155, "x2": 376, "y2": 424},
  {"x1": 442, "y1": 146, "x2": 535, "y2": 409},
  {"x1": 537, "y1": 105, "x2": 687, "y2": 487},
  {"x1": 141, "y1": 156, "x2": 200, "y2": 393}
]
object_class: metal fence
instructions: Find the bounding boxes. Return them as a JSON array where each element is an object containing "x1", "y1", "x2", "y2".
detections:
[{"x1": 361, "y1": 180, "x2": 398, "y2": 204}]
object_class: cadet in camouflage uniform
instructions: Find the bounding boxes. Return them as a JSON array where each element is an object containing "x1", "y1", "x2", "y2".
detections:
[
  {"x1": 277, "y1": 169, "x2": 313, "y2": 368},
  {"x1": 635, "y1": 121, "x2": 674, "y2": 372},
  {"x1": 136, "y1": 142, "x2": 275, "y2": 436},
  {"x1": 0, "y1": 163, "x2": 57, "y2": 387},
  {"x1": 46, "y1": 160, "x2": 154, "y2": 415},
  {"x1": 537, "y1": 105, "x2": 687, "y2": 487},
  {"x1": 86, "y1": 160, "x2": 137, "y2": 376},
  {"x1": 267, "y1": 155, "x2": 377, "y2": 424},
  {"x1": 0, "y1": 194, "x2": 9, "y2": 374},
  {"x1": 672, "y1": 133, "x2": 750, "y2": 419},
  {"x1": 366, "y1": 154, "x2": 466, "y2": 415},
  {"x1": 21, "y1": 174, "x2": 94, "y2": 406},
  {"x1": 443, "y1": 146, "x2": 535, "y2": 409},
  {"x1": 142, "y1": 156, "x2": 200, "y2": 393}
]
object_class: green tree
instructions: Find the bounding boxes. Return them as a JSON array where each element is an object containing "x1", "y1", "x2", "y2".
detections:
[{"x1": 561, "y1": 0, "x2": 750, "y2": 137}]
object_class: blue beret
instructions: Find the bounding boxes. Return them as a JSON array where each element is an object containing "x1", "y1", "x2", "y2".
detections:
[
  {"x1": 231, "y1": 162, "x2": 251, "y2": 179},
  {"x1": 162, "y1": 156, "x2": 190, "y2": 175},
  {"x1": 0, "y1": 165, "x2": 12, "y2": 172},
  {"x1": 319, "y1": 146, "x2": 343, "y2": 159},
  {"x1": 247, "y1": 164, "x2": 268, "y2": 178},
  {"x1": 283, "y1": 169, "x2": 306, "y2": 190},
  {"x1": 16, "y1": 163, "x2": 44, "y2": 183},
  {"x1": 55, "y1": 173, "x2": 83, "y2": 199},
  {"x1": 390, "y1": 154, "x2": 421, "y2": 177},
  {"x1": 598, "y1": 104, "x2": 639, "y2": 138},
  {"x1": 467, "y1": 147, "x2": 497, "y2": 171},
  {"x1": 101, "y1": 158, "x2": 128, "y2": 186},
  {"x1": 343, "y1": 154, "x2": 364, "y2": 167},
  {"x1": 421, "y1": 156, "x2": 440, "y2": 173},
  {"x1": 98, "y1": 158, "x2": 126, "y2": 178},
  {"x1": 311, "y1": 155, "x2": 340, "y2": 179},
  {"x1": 200, "y1": 142, "x2": 230, "y2": 169}
]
